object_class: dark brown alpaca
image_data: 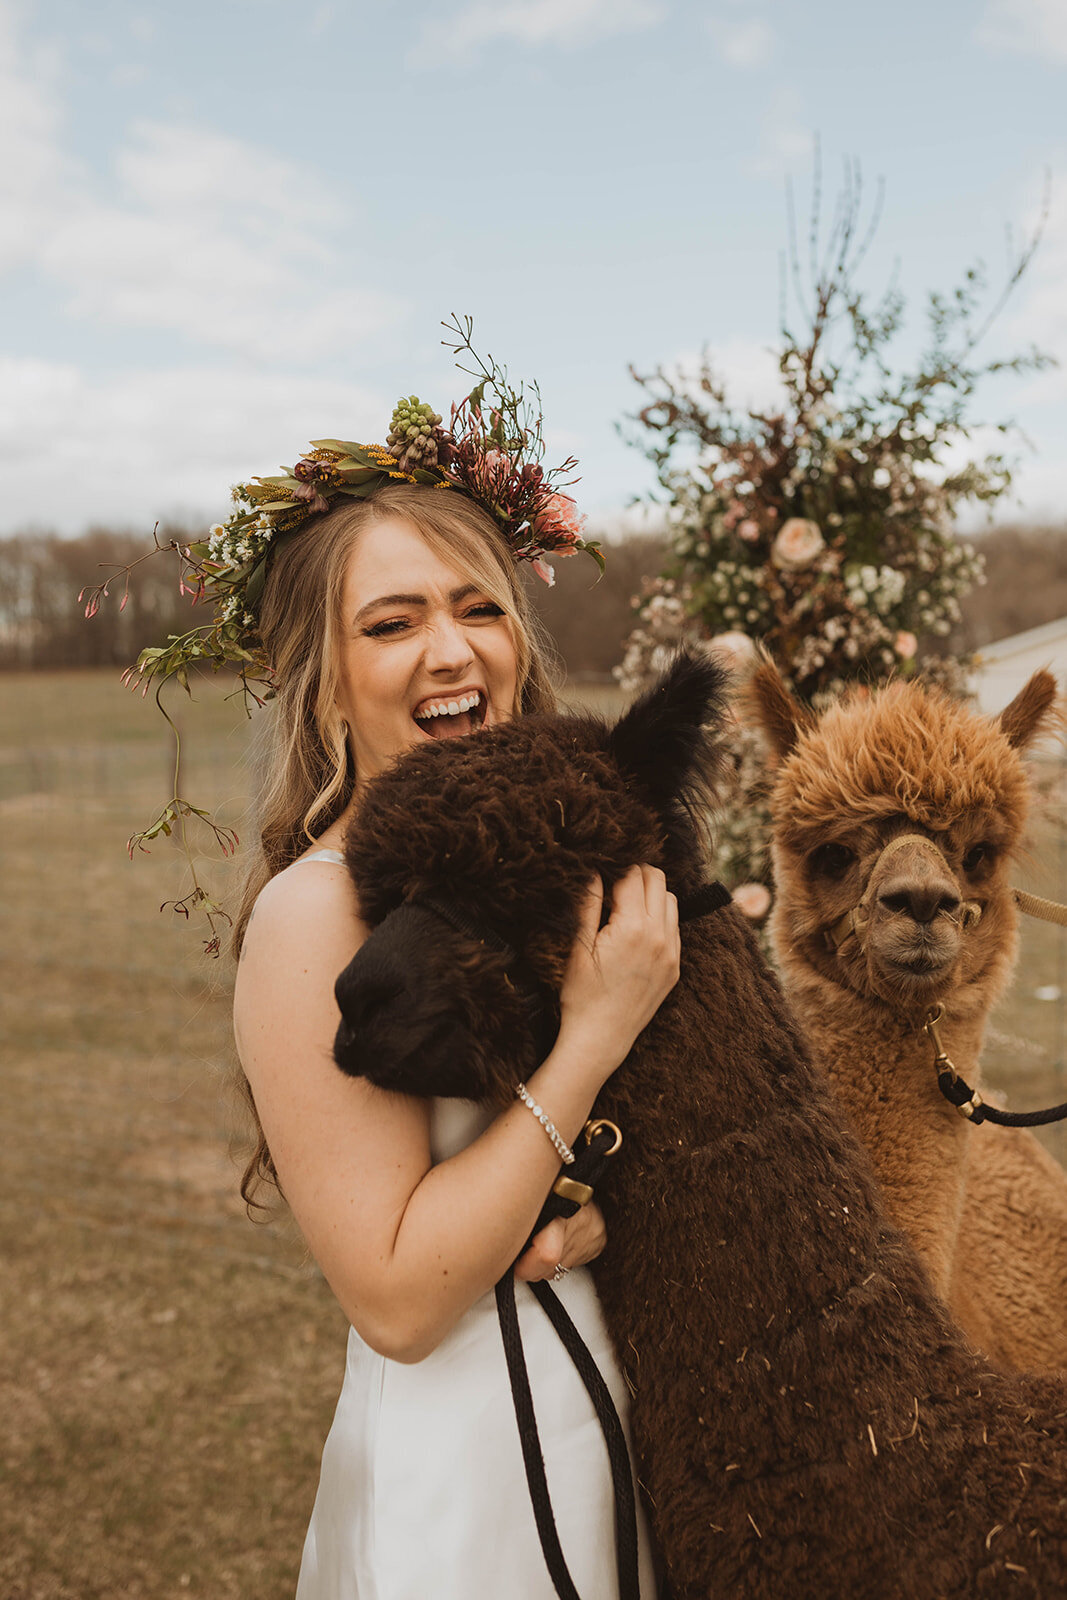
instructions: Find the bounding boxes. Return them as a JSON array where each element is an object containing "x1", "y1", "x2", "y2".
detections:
[{"x1": 334, "y1": 655, "x2": 1067, "y2": 1599}]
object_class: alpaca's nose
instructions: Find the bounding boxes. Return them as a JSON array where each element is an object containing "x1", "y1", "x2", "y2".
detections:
[{"x1": 878, "y1": 880, "x2": 962, "y2": 925}]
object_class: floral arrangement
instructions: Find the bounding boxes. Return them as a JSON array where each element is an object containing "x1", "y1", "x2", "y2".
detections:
[
  {"x1": 80, "y1": 317, "x2": 601, "y2": 953},
  {"x1": 617, "y1": 165, "x2": 1051, "y2": 910}
]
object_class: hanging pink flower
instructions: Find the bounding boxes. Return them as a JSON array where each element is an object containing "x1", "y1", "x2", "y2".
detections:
[
  {"x1": 733, "y1": 882, "x2": 772, "y2": 920},
  {"x1": 895, "y1": 630, "x2": 918, "y2": 659},
  {"x1": 771, "y1": 517, "x2": 824, "y2": 571},
  {"x1": 531, "y1": 557, "x2": 556, "y2": 586}
]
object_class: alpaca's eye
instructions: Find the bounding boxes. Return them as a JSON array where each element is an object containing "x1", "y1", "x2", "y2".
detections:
[
  {"x1": 963, "y1": 843, "x2": 994, "y2": 873},
  {"x1": 810, "y1": 842, "x2": 855, "y2": 879}
]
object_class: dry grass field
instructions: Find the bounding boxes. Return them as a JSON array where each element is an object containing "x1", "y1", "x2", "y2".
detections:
[{"x1": 2, "y1": 668, "x2": 1066, "y2": 1598}]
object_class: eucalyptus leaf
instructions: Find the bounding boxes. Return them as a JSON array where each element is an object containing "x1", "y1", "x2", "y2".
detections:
[
  {"x1": 310, "y1": 438, "x2": 363, "y2": 456},
  {"x1": 243, "y1": 560, "x2": 268, "y2": 610}
]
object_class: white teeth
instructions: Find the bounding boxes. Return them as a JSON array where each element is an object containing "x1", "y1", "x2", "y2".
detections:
[{"x1": 414, "y1": 690, "x2": 481, "y2": 721}]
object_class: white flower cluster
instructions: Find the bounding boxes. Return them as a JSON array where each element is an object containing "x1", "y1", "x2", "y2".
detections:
[
  {"x1": 614, "y1": 578, "x2": 703, "y2": 695},
  {"x1": 703, "y1": 561, "x2": 771, "y2": 629},
  {"x1": 206, "y1": 513, "x2": 274, "y2": 573},
  {"x1": 792, "y1": 610, "x2": 896, "y2": 683},
  {"x1": 843, "y1": 563, "x2": 906, "y2": 617}
]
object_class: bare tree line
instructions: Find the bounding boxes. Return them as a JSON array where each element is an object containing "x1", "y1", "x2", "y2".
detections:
[{"x1": 0, "y1": 522, "x2": 1063, "y2": 677}]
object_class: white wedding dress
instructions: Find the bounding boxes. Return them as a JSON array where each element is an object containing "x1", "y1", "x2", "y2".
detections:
[{"x1": 292, "y1": 864, "x2": 660, "y2": 1599}]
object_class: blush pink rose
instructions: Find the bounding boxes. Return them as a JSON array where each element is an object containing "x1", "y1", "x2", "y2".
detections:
[
  {"x1": 733, "y1": 882, "x2": 772, "y2": 920},
  {"x1": 771, "y1": 517, "x2": 824, "y2": 572}
]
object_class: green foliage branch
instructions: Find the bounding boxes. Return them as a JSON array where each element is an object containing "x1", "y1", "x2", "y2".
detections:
[{"x1": 619, "y1": 161, "x2": 1053, "y2": 897}]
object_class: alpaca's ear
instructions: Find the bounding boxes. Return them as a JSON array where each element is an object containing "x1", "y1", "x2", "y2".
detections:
[
  {"x1": 998, "y1": 669, "x2": 1060, "y2": 751},
  {"x1": 608, "y1": 650, "x2": 729, "y2": 808},
  {"x1": 747, "y1": 654, "x2": 815, "y2": 765}
]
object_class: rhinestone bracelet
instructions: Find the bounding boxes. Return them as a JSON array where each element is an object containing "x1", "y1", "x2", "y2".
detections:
[{"x1": 515, "y1": 1083, "x2": 576, "y2": 1165}]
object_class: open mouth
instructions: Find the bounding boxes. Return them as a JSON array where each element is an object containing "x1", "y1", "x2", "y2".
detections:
[{"x1": 413, "y1": 689, "x2": 489, "y2": 740}]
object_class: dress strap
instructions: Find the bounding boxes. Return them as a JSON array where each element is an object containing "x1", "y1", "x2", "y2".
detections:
[{"x1": 299, "y1": 849, "x2": 346, "y2": 865}]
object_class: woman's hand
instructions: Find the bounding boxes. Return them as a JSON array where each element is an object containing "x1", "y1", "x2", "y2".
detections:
[
  {"x1": 557, "y1": 865, "x2": 681, "y2": 1073},
  {"x1": 514, "y1": 1203, "x2": 607, "y2": 1283}
]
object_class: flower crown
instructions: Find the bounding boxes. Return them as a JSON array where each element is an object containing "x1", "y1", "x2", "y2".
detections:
[{"x1": 80, "y1": 318, "x2": 603, "y2": 954}]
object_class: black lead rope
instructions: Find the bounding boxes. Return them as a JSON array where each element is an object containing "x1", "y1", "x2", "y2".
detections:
[
  {"x1": 936, "y1": 1069, "x2": 1067, "y2": 1128},
  {"x1": 496, "y1": 1119, "x2": 640, "y2": 1600},
  {"x1": 495, "y1": 1273, "x2": 586, "y2": 1600},
  {"x1": 495, "y1": 1271, "x2": 641, "y2": 1600},
  {"x1": 491, "y1": 878, "x2": 733, "y2": 1600},
  {"x1": 925, "y1": 1004, "x2": 1067, "y2": 1128}
]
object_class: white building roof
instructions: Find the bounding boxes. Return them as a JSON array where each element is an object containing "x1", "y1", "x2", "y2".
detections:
[{"x1": 973, "y1": 617, "x2": 1067, "y2": 715}]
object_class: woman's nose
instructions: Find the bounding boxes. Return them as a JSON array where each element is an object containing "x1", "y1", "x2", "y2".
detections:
[{"x1": 423, "y1": 614, "x2": 475, "y2": 673}]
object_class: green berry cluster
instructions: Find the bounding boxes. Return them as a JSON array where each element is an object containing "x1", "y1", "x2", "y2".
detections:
[{"x1": 387, "y1": 396, "x2": 445, "y2": 470}]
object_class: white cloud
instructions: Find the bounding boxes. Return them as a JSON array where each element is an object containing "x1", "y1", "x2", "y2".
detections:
[
  {"x1": 708, "y1": 16, "x2": 775, "y2": 67},
  {"x1": 0, "y1": 358, "x2": 389, "y2": 533},
  {"x1": 977, "y1": 0, "x2": 1067, "y2": 62},
  {"x1": 0, "y1": 4, "x2": 68, "y2": 272},
  {"x1": 38, "y1": 121, "x2": 398, "y2": 362},
  {"x1": 0, "y1": 7, "x2": 402, "y2": 364},
  {"x1": 414, "y1": 0, "x2": 664, "y2": 60}
]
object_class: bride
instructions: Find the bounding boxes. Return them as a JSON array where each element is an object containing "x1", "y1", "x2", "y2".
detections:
[{"x1": 123, "y1": 361, "x2": 679, "y2": 1598}]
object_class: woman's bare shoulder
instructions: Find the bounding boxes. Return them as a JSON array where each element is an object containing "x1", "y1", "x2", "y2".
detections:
[{"x1": 238, "y1": 856, "x2": 367, "y2": 980}]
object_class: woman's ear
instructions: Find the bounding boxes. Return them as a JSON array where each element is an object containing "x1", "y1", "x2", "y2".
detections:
[
  {"x1": 608, "y1": 650, "x2": 729, "y2": 810},
  {"x1": 747, "y1": 654, "x2": 815, "y2": 766}
]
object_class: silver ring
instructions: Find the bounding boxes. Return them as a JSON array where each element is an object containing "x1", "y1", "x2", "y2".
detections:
[{"x1": 552, "y1": 1262, "x2": 569, "y2": 1282}]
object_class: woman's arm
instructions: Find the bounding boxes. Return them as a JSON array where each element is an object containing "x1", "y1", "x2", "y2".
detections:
[{"x1": 234, "y1": 862, "x2": 678, "y2": 1363}]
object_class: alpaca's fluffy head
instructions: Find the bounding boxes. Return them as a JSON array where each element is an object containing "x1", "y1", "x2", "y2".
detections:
[
  {"x1": 333, "y1": 652, "x2": 728, "y2": 1100},
  {"x1": 750, "y1": 660, "x2": 1059, "y2": 1016}
]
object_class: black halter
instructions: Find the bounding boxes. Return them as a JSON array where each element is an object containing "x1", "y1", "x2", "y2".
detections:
[{"x1": 409, "y1": 878, "x2": 733, "y2": 1600}]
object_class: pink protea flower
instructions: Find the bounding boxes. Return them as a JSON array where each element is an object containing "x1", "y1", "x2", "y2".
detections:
[
  {"x1": 531, "y1": 557, "x2": 556, "y2": 586},
  {"x1": 733, "y1": 882, "x2": 772, "y2": 920},
  {"x1": 533, "y1": 492, "x2": 586, "y2": 549}
]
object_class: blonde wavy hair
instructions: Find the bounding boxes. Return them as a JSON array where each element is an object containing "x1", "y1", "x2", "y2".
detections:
[{"x1": 232, "y1": 482, "x2": 560, "y2": 1206}]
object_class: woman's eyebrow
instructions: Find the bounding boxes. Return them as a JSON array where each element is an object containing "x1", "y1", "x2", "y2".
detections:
[{"x1": 352, "y1": 584, "x2": 480, "y2": 626}]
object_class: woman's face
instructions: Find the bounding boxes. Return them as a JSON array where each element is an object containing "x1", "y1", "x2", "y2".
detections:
[{"x1": 335, "y1": 516, "x2": 520, "y2": 783}]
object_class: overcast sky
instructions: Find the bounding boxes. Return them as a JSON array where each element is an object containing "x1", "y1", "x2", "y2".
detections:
[{"x1": 1, "y1": 0, "x2": 1064, "y2": 537}]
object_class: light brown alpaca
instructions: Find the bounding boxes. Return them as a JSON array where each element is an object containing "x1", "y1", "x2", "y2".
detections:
[{"x1": 751, "y1": 659, "x2": 1067, "y2": 1372}]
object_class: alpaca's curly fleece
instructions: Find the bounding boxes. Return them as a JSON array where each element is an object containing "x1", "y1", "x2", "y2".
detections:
[
  {"x1": 339, "y1": 655, "x2": 1067, "y2": 1598},
  {"x1": 753, "y1": 658, "x2": 1067, "y2": 1374}
]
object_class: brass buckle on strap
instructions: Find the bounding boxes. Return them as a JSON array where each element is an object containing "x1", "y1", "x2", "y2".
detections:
[
  {"x1": 552, "y1": 1174, "x2": 595, "y2": 1207},
  {"x1": 549, "y1": 1118, "x2": 623, "y2": 1209},
  {"x1": 583, "y1": 1118, "x2": 623, "y2": 1156}
]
